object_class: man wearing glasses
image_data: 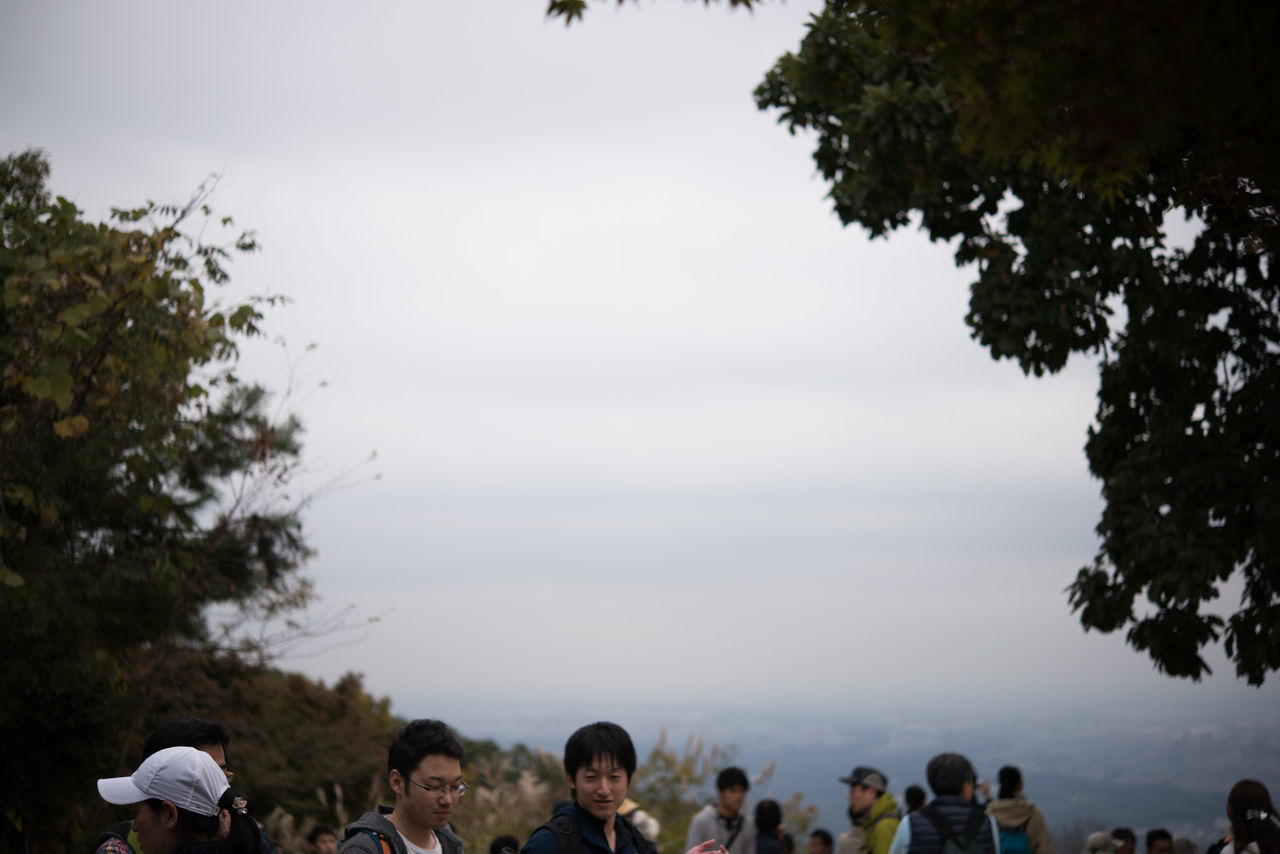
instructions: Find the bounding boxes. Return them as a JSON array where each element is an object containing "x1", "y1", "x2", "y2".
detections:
[
  {"x1": 93, "y1": 716, "x2": 241, "y2": 854},
  {"x1": 345, "y1": 719, "x2": 467, "y2": 854}
]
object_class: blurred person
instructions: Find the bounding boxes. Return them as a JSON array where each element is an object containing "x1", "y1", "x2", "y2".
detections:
[
  {"x1": 307, "y1": 827, "x2": 338, "y2": 854},
  {"x1": 985, "y1": 765, "x2": 1054, "y2": 854},
  {"x1": 886, "y1": 753, "x2": 997, "y2": 854},
  {"x1": 1113, "y1": 830, "x2": 1136, "y2": 854},
  {"x1": 343, "y1": 719, "x2": 466, "y2": 854},
  {"x1": 904, "y1": 789, "x2": 927, "y2": 816},
  {"x1": 838, "y1": 767, "x2": 901, "y2": 854},
  {"x1": 783, "y1": 835, "x2": 795, "y2": 854},
  {"x1": 1084, "y1": 833, "x2": 1119, "y2": 854},
  {"x1": 755, "y1": 801, "x2": 784, "y2": 854},
  {"x1": 1221, "y1": 779, "x2": 1279, "y2": 854},
  {"x1": 97, "y1": 746, "x2": 261, "y2": 854},
  {"x1": 95, "y1": 718, "x2": 235, "y2": 854},
  {"x1": 490, "y1": 836, "x2": 521, "y2": 854},
  {"x1": 1148, "y1": 831, "x2": 1173, "y2": 854},
  {"x1": 687, "y1": 768, "x2": 755, "y2": 854},
  {"x1": 811, "y1": 831, "x2": 835, "y2": 854},
  {"x1": 1172, "y1": 837, "x2": 1200, "y2": 854}
]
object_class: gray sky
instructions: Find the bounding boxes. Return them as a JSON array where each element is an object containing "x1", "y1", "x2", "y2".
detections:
[{"x1": 4, "y1": 0, "x2": 1276, "y2": 735}]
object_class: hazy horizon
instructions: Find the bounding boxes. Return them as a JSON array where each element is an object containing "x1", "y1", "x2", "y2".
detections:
[{"x1": 4, "y1": 0, "x2": 1277, "y2": 800}]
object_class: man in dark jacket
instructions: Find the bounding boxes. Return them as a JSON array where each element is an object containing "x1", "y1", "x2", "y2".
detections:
[
  {"x1": 885, "y1": 754, "x2": 998, "y2": 854},
  {"x1": 520, "y1": 722, "x2": 655, "y2": 854},
  {"x1": 344, "y1": 719, "x2": 466, "y2": 854}
]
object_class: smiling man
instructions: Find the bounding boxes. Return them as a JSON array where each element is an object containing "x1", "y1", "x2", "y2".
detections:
[
  {"x1": 344, "y1": 719, "x2": 466, "y2": 854},
  {"x1": 523, "y1": 722, "x2": 653, "y2": 854}
]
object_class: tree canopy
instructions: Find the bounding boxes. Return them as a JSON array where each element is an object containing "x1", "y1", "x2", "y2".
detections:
[
  {"x1": 0, "y1": 149, "x2": 314, "y2": 850},
  {"x1": 753, "y1": 2, "x2": 1279, "y2": 683}
]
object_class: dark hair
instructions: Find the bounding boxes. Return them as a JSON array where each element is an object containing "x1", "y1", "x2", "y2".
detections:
[
  {"x1": 1228, "y1": 779, "x2": 1278, "y2": 854},
  {"x1": 144, "y1": 789, "x2": 260, "y2": 854},
  {"x1": 1113, "y1": 830, "x2": 1136, "y2": 847},
  {"x1": 1147, "y1": 830, "x2": 1172, "y2": 850},
  {"x1": 718, "y1": 767, "x2": 750, "y2": 792},
  {"x1": 491, "y1": 835, "x2": 521, "y2": 854},
  {"x1": 756, "y1": 799, "x2": 782, "y2": 835},
  {"x1": 563, "y1": 722, "x2": 636, "y2": 780},
  {"x1": 997, "y1": 766, "x2": 1022, "y2": 800},
  {"x1": 926, "y1": 753, "x2": 976, "y2": 797},
  {"x1": 905, "y1": 785, "x2": 927, "y2": 813},
  {"x1": 811, "y1": 830, "x2": 834, "y2": 850},
  {"x1": 782, "y1": 833, "x2": 795, "y2": 854},
  {"x1": 388, "y1": 719, "x2": 464, "y2": 778},
  {"x1": 306, "y1": 826, "x2": 336, "y2": 845},
  {"x1": 143, "y1": 718, "x2": 231, "y2": 758}
]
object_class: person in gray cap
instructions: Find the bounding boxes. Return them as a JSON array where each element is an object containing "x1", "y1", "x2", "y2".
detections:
[{"x1": 837, "y1": 767, "x2": 901, "y2": 854}]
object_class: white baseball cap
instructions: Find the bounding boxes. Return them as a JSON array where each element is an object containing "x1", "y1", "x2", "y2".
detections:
[{"x1": 97, "y1": 746, "x2": 229, "y2": 817}]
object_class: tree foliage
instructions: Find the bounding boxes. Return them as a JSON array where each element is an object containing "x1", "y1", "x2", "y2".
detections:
[
  {"x1": 0, "y1": 149, "x2": 313, "y2": 851},
  {"x1": 753, "y1": 3, "x2": 1279, "y2": 683}
]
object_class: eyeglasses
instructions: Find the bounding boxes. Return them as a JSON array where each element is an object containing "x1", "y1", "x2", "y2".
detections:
[{"x1": 408, "y1": 778, "x2": 469, "y2": 799}]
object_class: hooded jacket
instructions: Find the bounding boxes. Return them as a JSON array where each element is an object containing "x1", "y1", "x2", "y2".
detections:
[
  {"x1": 985, "y1": 796, "x2": 1053, "y2": 854},
  {"x1": 861, "y1": 792, "x2": 903, "y2": 854},
  {"x1": 344, "y1": 806, "x2": 464, "y2": 854}
]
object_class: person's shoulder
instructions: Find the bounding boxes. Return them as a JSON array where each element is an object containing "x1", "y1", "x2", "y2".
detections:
[
  {"x1": 522, "y1": 822, "x2": 563, "y2": 854},
  {"x1": 343, "y1": 811, "x2": 397, "y2": 851}
]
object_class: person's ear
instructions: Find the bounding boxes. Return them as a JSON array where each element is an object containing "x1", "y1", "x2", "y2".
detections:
[
  {"x1": 162, "y1": 801, "x2": 180, "y2": 829},
  {"x1": 390, "y1": 769, "x2": 405, "y2": 799},
  {"x1": 565, "y1": 771, "x2": 575, "y2": 791}
]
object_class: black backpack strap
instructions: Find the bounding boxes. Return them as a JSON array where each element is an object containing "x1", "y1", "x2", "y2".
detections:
[
  {"x1": 542, "y1": 815, "x2": 585, "y2": 854},
  {"x1": 723, "y1": 816, "x2": 746, "y2": 853},
  {"x1": 960, "y1": 810, "x2": 987, "y2": 844},
  {"x1": 617, "y1": 812, "x2": 655, "y2": 854}
]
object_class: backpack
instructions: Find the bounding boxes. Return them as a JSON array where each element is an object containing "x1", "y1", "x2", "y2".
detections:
[
  {"x1": 997, "y1": 820, "x2": 1031, "y2": 854},
  {"x1": 533, "y1": 813, "x2": 656, "y2": 854},
  {"x1": 347, "y1": 828, "x2": 394, "y2": 854},
  {"x1": 919, "y1": 806, "x2": 988, "y2": 854}
]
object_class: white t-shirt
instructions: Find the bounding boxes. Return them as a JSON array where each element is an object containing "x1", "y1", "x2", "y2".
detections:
[{"x1": 398, "y1": 831, "x2": 441, "y2": 854}]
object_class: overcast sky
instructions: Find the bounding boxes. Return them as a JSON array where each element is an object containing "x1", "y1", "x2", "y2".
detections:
[{"x1": 4, "y1": 0, "x2": 1276, "y2": 741}]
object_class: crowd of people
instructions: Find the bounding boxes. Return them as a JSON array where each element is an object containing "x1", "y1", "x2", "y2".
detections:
[{"x1": 94, "y1": 718, "x2": 1277, "y2": 854}]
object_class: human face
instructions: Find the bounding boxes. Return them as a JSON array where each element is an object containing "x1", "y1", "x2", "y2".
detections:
[
  {"x1": 569, "y1": 755, "x2": 630, "y2": 822},
  {"x1": 393, "y1": 754, "x2": 465, "y2": 836},
  {"x1": 132, "y1": 800, "x2": 179, "y2": 854},
  {"x1": 1150, "y1": 841, "x2": 1173, "y2": 854},
  {"x1": 198, "y1": 743, "x2": 231, "y2": 780},
  {"x1": 310, "y1": 833, "x2": 339, "y2": 854},
  {"x1": 848, "y1": 784, "x2": 877, "y2": 815},
  {"x1": 809, "y1": 837, "x2": 832, "y2": 854},
  {"x1": 719, "y1": 785, "x2": 747, "y2": 817}
]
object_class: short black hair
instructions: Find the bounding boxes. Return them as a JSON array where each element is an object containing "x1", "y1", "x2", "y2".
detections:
[
  {"x1": 997, "y1": 766, "x2": 1022, "y2": 800},
  {"x1": 143, "y1": 717, "x2": 231, "y2": 758},
  {"x1": 490, "y1": 835, "x2": 520, "y2": 854},
  {"x1": 904, "y1": 785, "x2": 927, "y2": 812},
  {"x1": 926, "y1": 753, "x2": 976, "y2": 797},
  {"x1": 1147, "y1": 830, "x2": 1172, "y2": 850},
  {"x1": 717, "y1": 767, "x2": 750, "y2": 792},
  {"x1": 755, "y1": 799, "x2": 782, "y2": 835},
  {"x1": 810, "y1": 830, "x2": 834, "y2": 849},
  {"x1": 1113, "y1": 830, "x2": 1136, "y2": 847},
  {"x1": 563, "y1": 722, "x2": 636, "y2": 780},
  {"x1": 387, "y1": 719, "x2": 464, "y2": 779},
  {"x1": 306, "y1": 826, "x2": 336, "y2": 845}
]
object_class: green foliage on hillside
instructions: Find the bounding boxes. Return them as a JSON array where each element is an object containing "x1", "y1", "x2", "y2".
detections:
[{"x1": 0, "y1": 149, "x2": 313, "y2": 851}]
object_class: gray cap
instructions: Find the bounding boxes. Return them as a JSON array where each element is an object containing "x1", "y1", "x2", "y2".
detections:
[{"x1": 838, "y1": 766, "x2": 888, "y2": 792}]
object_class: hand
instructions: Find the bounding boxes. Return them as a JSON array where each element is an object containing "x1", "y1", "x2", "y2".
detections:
[{"x1": 686, "y1": 840, "x2": 729, "y2": 854}]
